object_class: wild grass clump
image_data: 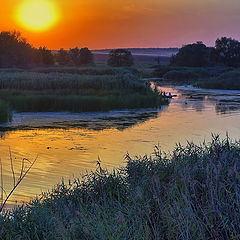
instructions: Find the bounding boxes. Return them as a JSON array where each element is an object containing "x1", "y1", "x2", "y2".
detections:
[
  {"x1": 1, "y1": 136, "x2": 240, "y2": 239},
  {"x1": 195, "y1": 69, "x2": 240, "y2": 90},
  {"x1": 0, "y1": 100, "x2": 12, "y2": 123}
]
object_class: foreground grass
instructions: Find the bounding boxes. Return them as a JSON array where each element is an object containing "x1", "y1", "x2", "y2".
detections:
[{"x1": 1, "y1": 136, "x2": 240, "y2": 239}]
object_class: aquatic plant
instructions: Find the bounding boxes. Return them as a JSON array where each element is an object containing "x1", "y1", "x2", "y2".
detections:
[
  {"x1": 0, "y1": 136, "x2": 240, "y2": 239},
  {"x1": 0, "y1": 68, "x2": 168, "y2": 112}
]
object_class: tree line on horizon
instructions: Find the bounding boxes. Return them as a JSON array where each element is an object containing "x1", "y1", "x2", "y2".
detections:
[
  {"x1": 1, "y1": 30, "x2": 240, "y2": 69},
  {"x1": 0, "y1": 31, "x2": 134, "y2": 68},
  {"x1": 170, "y1": 37, "x2": 240, "y2": 67}
]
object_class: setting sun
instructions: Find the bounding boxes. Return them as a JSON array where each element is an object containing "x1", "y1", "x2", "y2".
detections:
[{"x1": 17, "y1": 0, "x2": 59, "y2": 32}]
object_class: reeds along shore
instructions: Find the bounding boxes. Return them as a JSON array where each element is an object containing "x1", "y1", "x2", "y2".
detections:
[
  {"x1": 0, "y1": 136, "x2": 240, "y2": 239},
  {"x1": 0, "y1": 67, "x2": 168, "y2": 118}
]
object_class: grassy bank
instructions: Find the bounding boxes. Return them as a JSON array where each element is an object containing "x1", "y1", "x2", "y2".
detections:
[
  {"x1": 0, "y1": 67, "x2": 168, "y2": 118},
  {"x1": 152, "y1": 65, "x2": 240, "y2": 90},
  {"x1": 195, "y1": 69, "x2": 240, "y2": 90},
  {"x1": 1, "y1": 136, "x2": 240, "y2": 239}
]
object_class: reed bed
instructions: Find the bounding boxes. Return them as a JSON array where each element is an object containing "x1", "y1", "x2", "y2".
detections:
[
  {"x1": 0, "y1": 72, "x2": 143, "y2": 91},
  {"x1": 0, "y1": 68, "x2": 168, "y2": 115},
  {"x1": 0, "y1": 136, "x2": 240, "y2": 239}
]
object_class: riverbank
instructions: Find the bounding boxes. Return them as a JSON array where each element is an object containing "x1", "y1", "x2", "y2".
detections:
[
  {"x1": 0, "y1": 67, "x2": 168, "y2": 123},
  {"x1": 151, "y1": 65, "x2": 240, "y2": 90},
  {"x1": 1, "y1": 136, "x2": 240, "y2": 239}
]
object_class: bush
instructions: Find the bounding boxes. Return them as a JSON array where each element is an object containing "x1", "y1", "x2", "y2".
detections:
[{"x1": 107, "y1": 49, "x2": 134, "y2": 67}]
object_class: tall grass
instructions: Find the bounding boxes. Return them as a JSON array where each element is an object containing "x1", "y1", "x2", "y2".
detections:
[
  {"x1": 30, "y1": 66, "x2": 139, "y2": 76},
  {"x1": 0, "y1": 100, "x2": 12, "y2": 123},
  {"x1": 0, "y1": 72, "x2": 144, "y2": 91},
  {"x1": 0, "y1": 69, "x2": 168, "y2": 112},
  {"x1": 3, "y1": 93, "x2": 167, "y2": 112},
  {"x1": 0, "y1": 136, "x2": 240, "y2": 239}
]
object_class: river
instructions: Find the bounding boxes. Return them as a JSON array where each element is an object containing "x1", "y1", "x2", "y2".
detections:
[{"x1": 1, "y1": 85, "x2": 240, "y2": 206}]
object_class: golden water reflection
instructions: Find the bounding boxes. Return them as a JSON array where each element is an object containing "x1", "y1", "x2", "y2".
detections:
[{"x1": 1, "y1": 85, "x2": 240, "y2": 205}]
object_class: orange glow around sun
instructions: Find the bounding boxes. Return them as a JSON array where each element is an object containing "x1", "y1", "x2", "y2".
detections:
[{"x1": 17, "y1": 0, "x2": 59, "y2": 32}]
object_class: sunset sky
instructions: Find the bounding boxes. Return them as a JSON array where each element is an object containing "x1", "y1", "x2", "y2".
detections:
[{"x1": 0, "y1": 0, "x2": 240, "y2": 49}]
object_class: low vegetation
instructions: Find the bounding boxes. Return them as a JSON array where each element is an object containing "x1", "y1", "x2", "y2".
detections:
[
  {"x1": 0, "y1": 136, "x2": 240, "y2": 239},
  {"x1": 0, "y1": 100, "x2": 12, "y2": 123},
  {"x1": 0, "y1": 67, "x2": 168, "y2": 119},
  {"x1": 195, "y1": 69, "x2": 240, "y2": 90},
  {"x1": 153, "y1": 65, "x2": 234, "y2": 83}
]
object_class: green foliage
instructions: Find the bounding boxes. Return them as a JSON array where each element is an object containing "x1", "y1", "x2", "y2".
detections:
[
  {"x1": 107, "y1": 49, "x2": 134, "y2": 67},
  {"x1": 195, "y1": 69, "x2": 240, "y2": 90},
  {"x1": 0, "y1": 100, "x2": 12, "y2": 123},
  {"x1": 0, "y1": 68, "x2": 168, "y2": 112},
  {"x1": 3, "y1": 93, "x2": 167, "y2": 112},
  {"x1": 0, "y1": 72, "x2": 143, "y2": 91},
  {"x1": 0, "y1": 136, "x2": 240, "y2": 239},
  {"x1": 29, "y1": 66, "x2": 139, "y2": 75}
]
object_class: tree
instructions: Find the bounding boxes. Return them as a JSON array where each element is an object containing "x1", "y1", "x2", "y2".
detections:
[
  {"x1": 38, "y1": 46, "x2": 55, "y2": 66},
  {"x1": 69, "y1": 47, "x2": 81, "y2": 66},
  {"x1": 170, "y1": 42, "x2": 213, "y2": 67},
  {"x1": 69, "y1": 47, "x2": 94, "y2": 66},
  {"x1": 107, "y1": 49, "x2": 134, "y2": 67},
  {"x1": 79, "y1": 47, "x2": 94, "y2": 65},
  {"x1": 215, "y1": 37, "x2": 240, "y2": 66},
  {"x1": 56, "y1": 48, "x2": 71, "y2": 66},
  {"x1": 0, "y1": 31, "x2": 40, "y2": 68}
]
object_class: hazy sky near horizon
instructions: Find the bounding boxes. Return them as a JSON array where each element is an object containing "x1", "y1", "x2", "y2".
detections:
[{"x1": 1, "y1": 0, "x2": 240, "y2": 49}]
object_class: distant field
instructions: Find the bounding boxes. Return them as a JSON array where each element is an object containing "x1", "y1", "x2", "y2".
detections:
[{"x1": 92, "y1": 48, "x2": 179, "y2": 65}]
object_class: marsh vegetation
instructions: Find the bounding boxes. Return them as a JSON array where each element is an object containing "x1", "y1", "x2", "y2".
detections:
[
  {"x1": 0, "y1": 137, "x2": 240, "y2": 239},
  {"x1": 0, "y1": 67, "x2": 168, "y2": 122}
]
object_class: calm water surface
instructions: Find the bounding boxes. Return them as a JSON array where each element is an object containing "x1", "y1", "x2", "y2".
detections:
[{"x1": 1, "y1": 85, "x2": 240, "y2": 205}]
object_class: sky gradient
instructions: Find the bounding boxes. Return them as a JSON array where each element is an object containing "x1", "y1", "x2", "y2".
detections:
[{"x1": 1, "y1": 0, "x2": 240, "y2": 49}]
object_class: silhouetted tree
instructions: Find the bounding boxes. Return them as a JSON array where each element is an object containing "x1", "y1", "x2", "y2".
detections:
[
  {"x1": 170, "y1": 42, "x2": 213, "y2": 67},
  {"x1": 215, "y1": 37, "x2": 240, "y2": 66},
  {"x1": 107, "y1": 49, "x2": 134, "y2": 67},
  {"x1": 56, "y1": 48, "x2": 71, "y2": 66},
  {"x1": 38, "y1": 47, "x2": 55, "y2": 66},
  {"x1": 0, "y1": 31, "x2": 40, "y2": 68},
  {"x1": 79, "y1": 47, "x2": 94, "y2": 65},
  {"x1": 69, "y1": 47, "x2": 94, "y2": 66},
  {"x1": 69, "y1": 47, "x2": 81, "y2": 66}
]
